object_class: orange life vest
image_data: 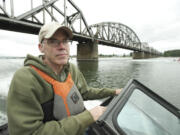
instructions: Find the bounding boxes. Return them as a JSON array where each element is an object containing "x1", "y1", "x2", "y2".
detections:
[{"x1": 31, "y1": 65, "x2": 85, "y2": 120}]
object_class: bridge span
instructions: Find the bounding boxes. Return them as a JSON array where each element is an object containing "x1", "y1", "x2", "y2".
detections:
[{"x1": 0, "y1": 0, "x2": 160, "y2": 59}]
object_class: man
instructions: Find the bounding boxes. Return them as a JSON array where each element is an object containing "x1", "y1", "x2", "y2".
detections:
[{"x1": 7, "y1": 22, "x2": 121, "y2": 135}]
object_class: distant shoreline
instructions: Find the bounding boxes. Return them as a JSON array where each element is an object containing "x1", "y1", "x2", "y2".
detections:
[
  {"x1": 70, "y1": 54, "x2": 131, "y2": 58},
  {"x1": 0, "y1": 55, "x2": 129, "y2": 59},
  {"x1": 0, "y1": 56, "x2": 25, "y2": 59}
]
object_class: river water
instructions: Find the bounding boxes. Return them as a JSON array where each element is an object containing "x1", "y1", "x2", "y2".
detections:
[{"x1": 0, "y1": 57, "x2": 180, "y2": 126}]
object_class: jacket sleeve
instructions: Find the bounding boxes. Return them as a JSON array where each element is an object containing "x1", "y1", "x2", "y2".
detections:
[
  {"x1": 7, "y1": 68, "x2": 94, "y2": 135},
  {"x1": 70, "y1": 64, "x2": 116, "y2": 100}
]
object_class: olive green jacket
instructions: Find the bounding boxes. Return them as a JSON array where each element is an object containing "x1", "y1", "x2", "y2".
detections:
[{"x1": 7, "y1": 54, "x2": 116, "y2": 135}]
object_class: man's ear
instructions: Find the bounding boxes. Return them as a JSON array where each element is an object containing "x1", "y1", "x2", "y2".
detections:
[{"x1": 38, "y1": 43, "x2": 44, "y2": 53}]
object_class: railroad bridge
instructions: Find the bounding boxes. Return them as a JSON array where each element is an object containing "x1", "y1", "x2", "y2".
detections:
[{"x1": 0, "y1": 0, "x2": 160, "y2": 59}]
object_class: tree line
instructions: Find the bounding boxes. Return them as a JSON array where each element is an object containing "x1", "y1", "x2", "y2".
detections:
[{"x1": 163, "y1": 49, "x2": 180, "y2": 57}]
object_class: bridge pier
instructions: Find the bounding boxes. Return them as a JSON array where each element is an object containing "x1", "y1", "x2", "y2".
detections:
[
  {"x1": 77, "y1": 41, "x2": 98, "y2": 60},
  {"x1": 133, "y1": 52, "x2": 159, "y2": 59},
  {"x1": 133, "y1": 52, "x2": 144, "y2": 59},
  {"x1": 144, "y1": 53, "x2": 152, "y2": 58},
  {"x1": 133, "y1": 52, "x2": 153, "y2": 59}
]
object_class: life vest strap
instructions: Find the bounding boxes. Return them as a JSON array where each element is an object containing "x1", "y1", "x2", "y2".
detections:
[{"x1": 31, "y1": 65, "x2": 56, "y2": 85}]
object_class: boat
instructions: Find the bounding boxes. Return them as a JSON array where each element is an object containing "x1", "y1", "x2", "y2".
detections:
[{"x1": 0, "y1": 79, "x2": 180, "y2": 135}]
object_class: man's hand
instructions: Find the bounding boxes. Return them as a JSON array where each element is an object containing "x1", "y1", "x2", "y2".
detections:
[
  {"x1": 89, "y1": 106, "x2": 106, "y2": 121},
  {"x1": 115, "y1": 88, "x2": 123, "y2": 95}
]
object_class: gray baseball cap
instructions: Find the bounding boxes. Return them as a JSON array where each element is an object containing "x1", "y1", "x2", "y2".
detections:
[{"x1": 38, "y1": 22, "x2": 73, "y2": 43}]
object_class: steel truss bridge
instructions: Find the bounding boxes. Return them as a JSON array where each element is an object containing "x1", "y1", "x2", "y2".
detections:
[{"x1": 0, "y1": 0, "x2": 160, "y2": 55}]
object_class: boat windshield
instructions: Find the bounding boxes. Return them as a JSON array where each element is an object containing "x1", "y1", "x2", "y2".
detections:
[{"x1": 116, "y1": 89, "x2": 180, "y2": 135}]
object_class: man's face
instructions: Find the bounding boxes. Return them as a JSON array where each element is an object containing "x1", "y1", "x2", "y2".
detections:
[{"x1": 39, "y1": 29, "x2": 70, "y2": 66}]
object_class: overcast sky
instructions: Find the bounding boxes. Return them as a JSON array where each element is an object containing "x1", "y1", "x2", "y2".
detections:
[{"x1": 0, "y1": 0, "x2": 180, "y2": 56}]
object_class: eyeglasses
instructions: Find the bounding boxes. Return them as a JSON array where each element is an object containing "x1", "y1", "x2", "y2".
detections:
[{"x1": 42, "y1": 39, "x2": 72, "y2": 47}]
